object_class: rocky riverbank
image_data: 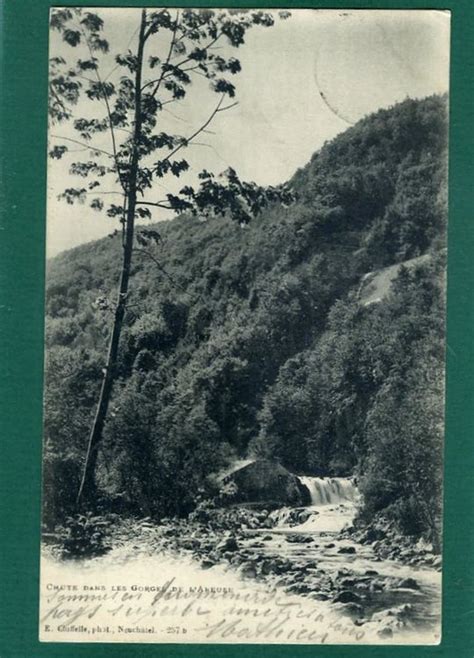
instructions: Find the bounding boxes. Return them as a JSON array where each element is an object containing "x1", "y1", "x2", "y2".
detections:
[
  {"x1": 69, "y1": 503, "x2": 440, "y2": 641},
  {"x1": 342, "y1": 516, "x2": 442, "y2": 570}
]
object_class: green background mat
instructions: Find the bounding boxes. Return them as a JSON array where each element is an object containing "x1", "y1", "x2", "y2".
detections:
[{"x1": 1, "y1": 0, "x2": 472, "y2": 656}]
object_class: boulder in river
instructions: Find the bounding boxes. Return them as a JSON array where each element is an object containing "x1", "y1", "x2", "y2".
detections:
[
  {"x1": 377, "y1": 626, "x2": 394, "y2": 638},
  {"x1": 285, "y1": 534, "x2": 314, "y2": 544},
  {"x1": 338, "y1": 545, "x2": 357, "y2": 554},
  {"x1": 219, "y1": 459, "x2": 311, "y2": 506},
  {"x1": 240, "y1": 562, "x2": 258, "y2": 579},
  {"x1": 371, "y1": 603, "x2": 414, "y2": 636},
  {"x1": 286, "y1": 582, "x2": 314, "y2": 595},
  {"x1": 333, "y1": 590, "x2": 362, "y2": 604},
  {"x1": 398, "y1": 577, "x2": 419, "y2": 590},
  {"x1": 217, "y1": 536, "x2": 239, "y2": 552},
  {"x1": 333, "y1": 601, "x2": 364, "y2": 620}
]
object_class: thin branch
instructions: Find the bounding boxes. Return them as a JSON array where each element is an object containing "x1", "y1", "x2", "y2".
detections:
[
  {"x1": 84, "y1": 190, "x2": 124, "y2": 196},
  {"x1": 75, "y1": 73, "x2": 97, "y2": 85},
  {"x1": 142, "y1": 33, "x2": 224, "y2": 92},
  {"x1": 180, "y1": 65, "x2": 201, "y2": 73},
  {"x1": 114, "y1": 126, "x2": 133, "y2": 135},
  {"x1": 160, "y1": 94, "x2": 233, "y2": 164},
  {"x1": 161, "y1": 99, "x2": 178, "y2": 107},
  {"x1": 217, "y1": 101, "x2": 239, "y2": 113},
  {"x1": 103, "y1": 24, "x2": 141, "y2": 81},
  {"x1": 73, "y1": 10, "x2": 126, "y2": 190},
  {"x1": 171, "y1": 33, "x2": 222, "y2": 70},
  {"x1": 143, "y1": 8, "x2": 170, "y2": 41},
  {"x1": 151, "y1": 179, "x2": 175, "y2": 194},
  {"x1": 162, "y1": 107, "x2": 190, "y2": 123},
  {"x1": 141, "y1": 77, "x2": 163, "y2": 92},
  {"x1": 136, "y1": 200, "x2": 173, "y2": 210},
  {"x1": 49, "y1": 134, "x2": 114, "y2": 158},
  {"x1": 189, "y1": 142, "x2": 227, "y2": 163},
  {"x1": 132, "y1": 248, "x2": 193, "y2": 297},
  {"x1": 148, "y1": 9, "x2": 180, "y2": 99},
  {"x1": 183, "y1": 68, "x2": 208, "y2": 79},
  {"x1": 189, "y1": 142, "x2": 227, "y2": 165},
  {"x1": 49, "y1": 84, "x2": 69, "y2": 117}
]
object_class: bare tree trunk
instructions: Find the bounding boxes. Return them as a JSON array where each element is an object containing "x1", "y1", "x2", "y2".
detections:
[{"x1": 76, "y1": 9, "x2": 147, "y2": 506}]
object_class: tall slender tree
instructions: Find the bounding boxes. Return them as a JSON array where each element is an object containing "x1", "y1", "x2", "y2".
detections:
[{"x1": 48, "y1": 7, "x2": 292, "y2": 505}]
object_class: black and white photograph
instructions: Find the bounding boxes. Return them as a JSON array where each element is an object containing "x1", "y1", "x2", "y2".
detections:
[{"x1": 40, "y1": 7, "x2": 449, "y2": 644}]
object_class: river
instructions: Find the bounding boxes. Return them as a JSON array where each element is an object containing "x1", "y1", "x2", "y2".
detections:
[{"x1": 39, "y1": 477, "x2": 441, "y2": 645}]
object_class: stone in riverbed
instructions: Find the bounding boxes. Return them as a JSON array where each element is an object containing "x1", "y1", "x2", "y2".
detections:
[
  {"x1": 338, "y1": 545, "x2": 356, "y2": 554},
  {"x1": 310, "y1": 592, "x2": 330, "y2": 601},
  {"x1": 377, "y1": 626, "x2": 393, "y2": 638},
  {"x1": 240, "y1": 562, "x2": 258, "y2": 579},
  {"x1": 180, "y1": 538, "x2": 201, "y2": 550},
  {"x1": 272, "y1": 558, "x2": 293, "y2": 574},
  {"x1": 260, "y1": 560, "x2": 273, "y2": 576},
  {"x1": 285, "y1": 534, "x2": 314, "y2": 544},
  {"x1": 372, "y1": 603, "x2": 413, "y2": 637},
  {"x1": 241, "y1": 530, "x2": 259, "y2": 539},
  {"x1": 286, "y1": 582, "x2": 314, "y2": 595},
  {"x1": 398, "y1": 577, "x2": 419, "y2": 590},
  {"x1": 230, "y1": 554, "x2": 244, "y2": 566},
  {"x1": 370, "y1": 581, "x2": 385, "y2": 592},
  {"x1": 298, "y1": 510, "x2": 312, "y2": 524},
  {"x1": 224, "y1": 551, "x2": 240, "y2": 562},
  {"x1": 333, "y1": 602, "x2": 364, "y2": 620},
  {"x1": 332, "y1": 590, "x2": 362, "y2": 604},
  {"x1": 163, "y1": 527, "x2": 177, "y2": 537},
  {"x1": 289, "y1": 571, "x2": 306, "y2": 583},
  {"x1": 340, "y1": 577, "x2": 356, "y2": 587},
  {"x1": 217, "y1": 536, "x2": 239, "y2": 552}
]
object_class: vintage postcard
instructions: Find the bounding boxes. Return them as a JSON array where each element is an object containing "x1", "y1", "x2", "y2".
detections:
[{"x1": 40, "y1": 7, "x2": 449, "y2": 644}]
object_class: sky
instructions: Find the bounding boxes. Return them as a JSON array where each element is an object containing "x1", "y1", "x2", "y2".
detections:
[{"x1": 46, "y1": 9, "x2": 450, "y2": 257}]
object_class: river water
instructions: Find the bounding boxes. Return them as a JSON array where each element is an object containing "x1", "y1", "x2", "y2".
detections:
[{"x1": 39, "y1": 477, "x2": 441, "y2": 645}]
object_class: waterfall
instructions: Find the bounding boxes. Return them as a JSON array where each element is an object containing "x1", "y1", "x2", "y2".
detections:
[{"x1": 298, "y1": 476, "x2": 358, "y2": 506}]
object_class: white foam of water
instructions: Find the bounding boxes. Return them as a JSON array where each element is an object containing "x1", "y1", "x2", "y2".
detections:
[
  {"x1": 298, "y1": 476, "x2": 358, "y2": 506},
  {"x1": 267, "y1": 477, "x2": 359, "y2": 533}
]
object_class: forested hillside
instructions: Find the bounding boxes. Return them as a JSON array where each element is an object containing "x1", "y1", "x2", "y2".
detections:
[{"x1": 43, "y1": 95, "x2": 447, "y2": 546}]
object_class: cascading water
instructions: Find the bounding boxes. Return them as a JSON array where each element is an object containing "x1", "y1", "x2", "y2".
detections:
[
  {"x1": 298, "y1": 476, "x2": 358, "y2": 506},
  {"x1": 270, "y1": 476, "x2": 359, "y2": 531}
]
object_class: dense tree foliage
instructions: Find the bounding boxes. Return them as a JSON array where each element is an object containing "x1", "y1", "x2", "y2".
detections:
[
  {"x1": 43, "y1": 95, "x2": 447, "y2": 546},
  {"x1": 48, "y1": 6, "x2": 291, "y2": 504}
]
